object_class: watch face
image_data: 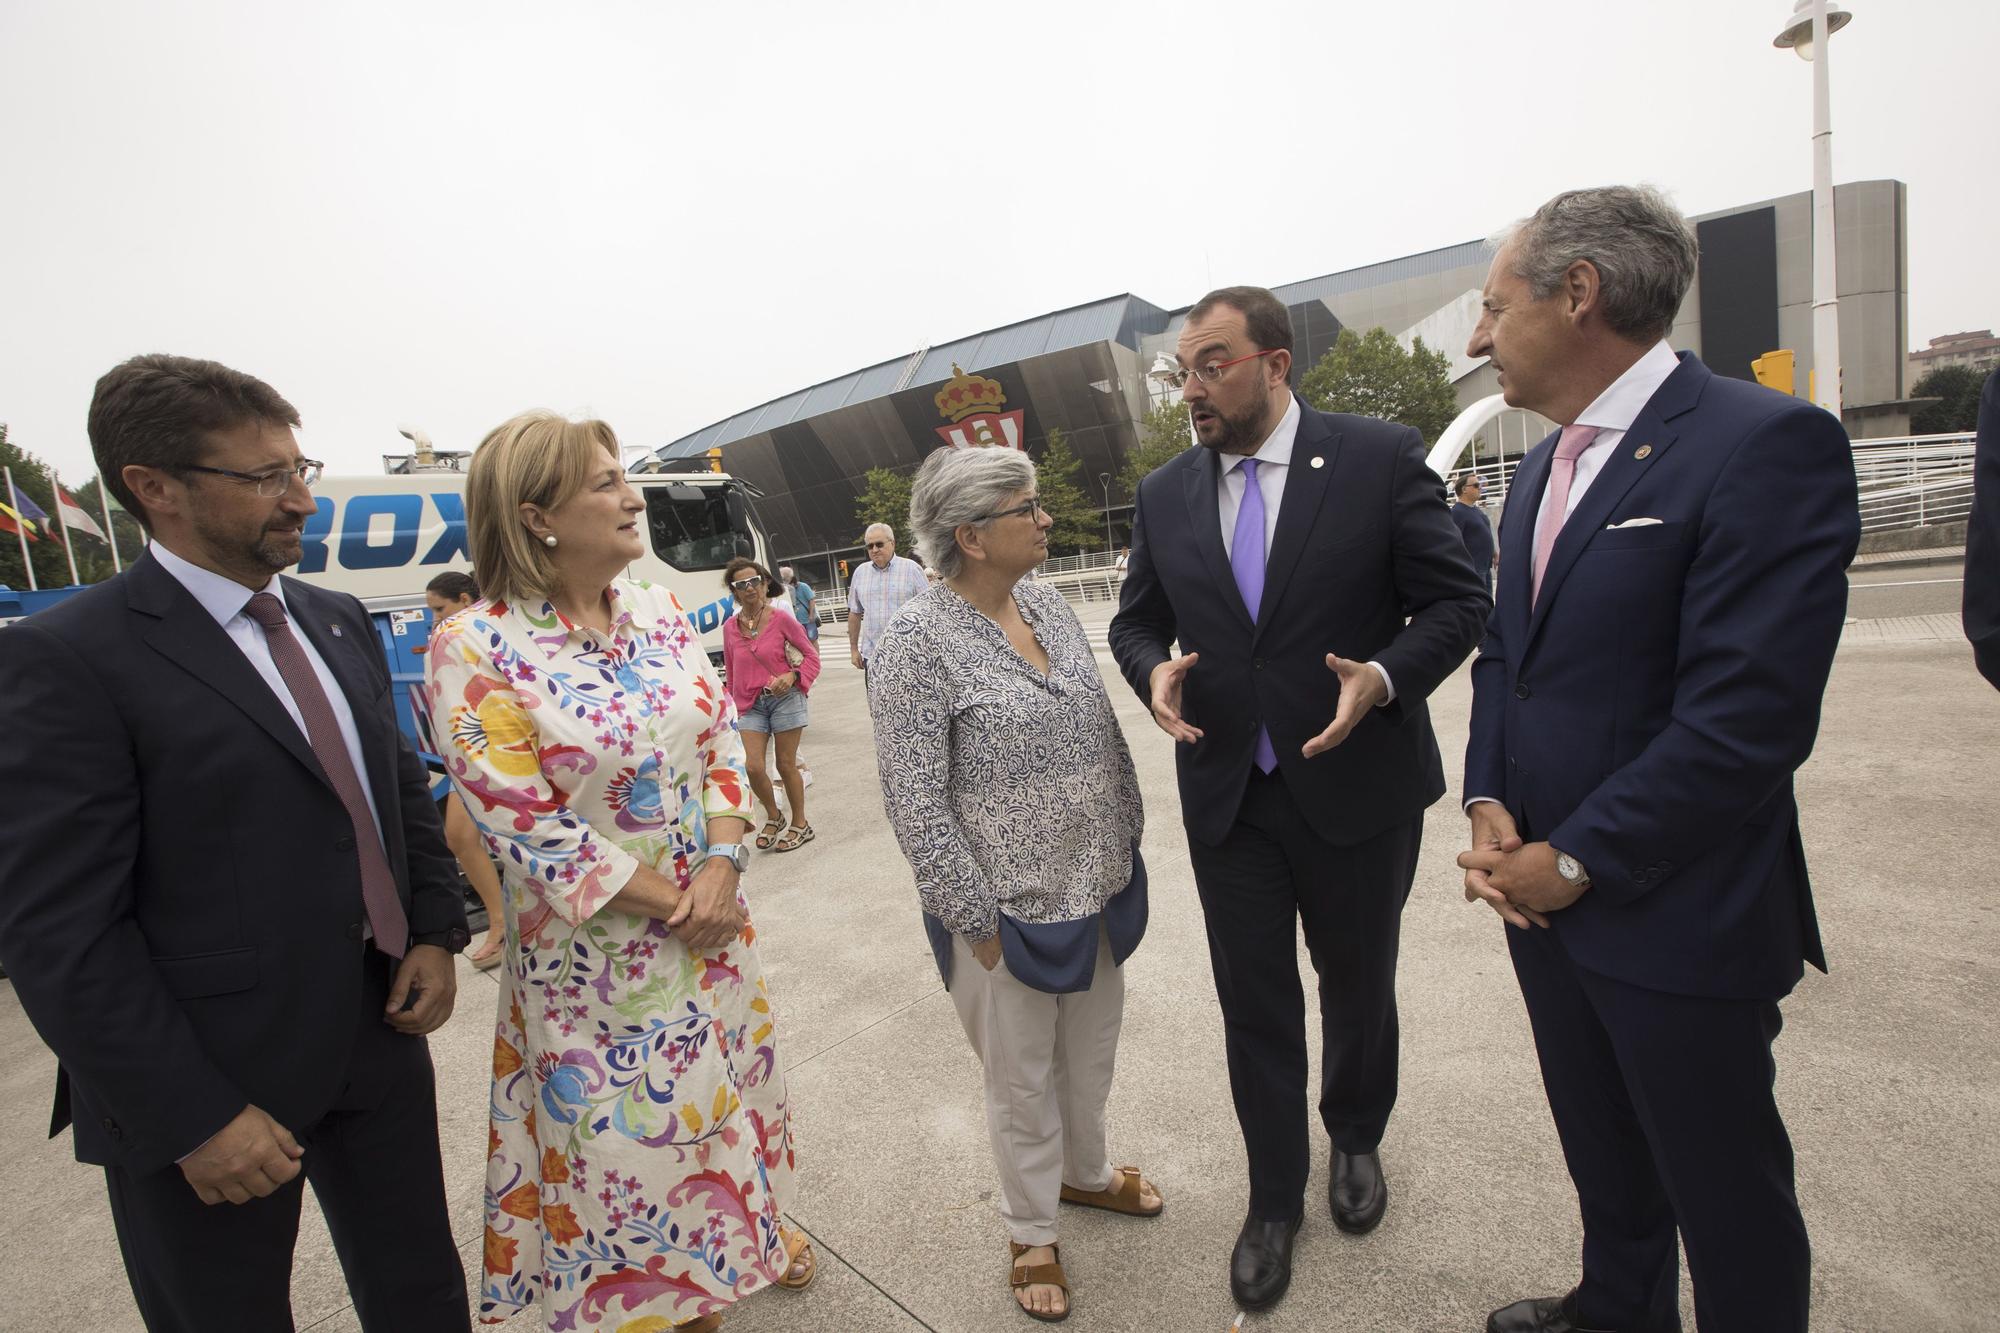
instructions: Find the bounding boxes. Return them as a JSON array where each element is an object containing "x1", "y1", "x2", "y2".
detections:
[{"x1": 1556, "y1": 854, "x2": 1581, "y2": 883}]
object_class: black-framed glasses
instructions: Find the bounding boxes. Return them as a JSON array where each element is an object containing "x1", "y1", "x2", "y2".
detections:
[
  {"x1": 1156, "y1": 348, "x2": 1278, "y2": 390},
  {"x1": 864, "y1": 540, "x2": 889, "y2": 550},
  {"x1": 180, "y1": 459, "x2": 323, "y2": 497},
  {"x1": 979, "y1": 496, "x2": 1047, "y2": 523}
]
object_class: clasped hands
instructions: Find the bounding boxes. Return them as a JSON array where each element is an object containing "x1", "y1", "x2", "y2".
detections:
[
  {"x1": 1457, "y1": 803, "x2": 1586, "y2": 929},
  {"x1": 1146, "y1": 653, "x2": 1385, "y2": 755}
]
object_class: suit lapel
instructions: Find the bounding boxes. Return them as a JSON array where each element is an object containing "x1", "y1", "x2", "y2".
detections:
[
  {"x1": 128, "y1": 554, "x2": 328, "y2": 786},
  {"x1": 1525, "y1": 355, "x2": 1706, "y2": 651},
  {"x1": 1501, "y1": 434, "x2": 1554, "y2": 644},
  {"x1": 1182, "y1": 447, "x2": 1254, "y2": 631},
  {"x1": 286, "y1": 580, "x2": 400, "y2": 826},
  {"x1": 1257, "y1": 406, "x2": 1340, "y2": 638}
]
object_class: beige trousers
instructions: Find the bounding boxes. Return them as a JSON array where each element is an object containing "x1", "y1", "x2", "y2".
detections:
[{"x1": 947, "y1": 925, "x2": 1125, "y2": 1246}]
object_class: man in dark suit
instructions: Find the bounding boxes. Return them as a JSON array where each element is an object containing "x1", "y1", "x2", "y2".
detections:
[
  {"x1": 1457, "y1": 187, "x2": 1859, "y2": 1333},
  {"x1": 1109, "y1": 287, "x2": 1488, "y2": 1309},
  {"x1": 1963, "y1": 367, "x2": 2000, "y2": 688},
  {"x1": 1452, "y1": 473, "x2": 1497, "y2": 596},
  {"x1": 0, "y1": 355, "x2": 472, "y2": 1332}
]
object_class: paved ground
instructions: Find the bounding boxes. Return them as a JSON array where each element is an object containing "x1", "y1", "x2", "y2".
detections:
[{"x1": 3, "y1": 567, "x2": 1996, "y2": 1331}]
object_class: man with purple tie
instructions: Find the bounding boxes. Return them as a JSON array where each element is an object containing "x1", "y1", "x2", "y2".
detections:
[{"x1": 1109, "y1": 287, "x2": 1488, "y2": 1310}]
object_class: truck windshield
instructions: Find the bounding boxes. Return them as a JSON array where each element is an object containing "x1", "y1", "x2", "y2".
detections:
[{"x1": 644, "y1": 483, "x2": 758, "y2": 572}]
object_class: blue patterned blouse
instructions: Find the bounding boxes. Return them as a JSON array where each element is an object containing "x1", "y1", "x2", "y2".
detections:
[{"x1": 867, "y1": 581, "x2": 1146, "y2": 993}]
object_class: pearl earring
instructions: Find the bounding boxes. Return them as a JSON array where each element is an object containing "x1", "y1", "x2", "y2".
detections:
[{"x1": 543, "y1": 535, "x2": 558, "y2": 548}]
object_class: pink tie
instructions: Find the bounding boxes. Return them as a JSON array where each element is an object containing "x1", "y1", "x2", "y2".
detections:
[
  {"x1": 1531, "y1": 425, "x2": 1601, "y2": 607},
  {"x1": 243, "y1": 593, "x2": 410, "y2": 958}
]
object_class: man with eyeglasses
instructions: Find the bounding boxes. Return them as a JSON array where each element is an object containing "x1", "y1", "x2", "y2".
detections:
[
  {"x1": 846, "y1": 521, "x2": 928, "y2": 671},
  {"x1": 0, "y1": 354, "x2": 472, "y2": 1331},
  {"x1": 1109, "y1": 287, "x2": 1488, "y2": 1311}
]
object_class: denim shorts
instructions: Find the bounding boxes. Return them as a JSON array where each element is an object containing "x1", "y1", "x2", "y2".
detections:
[{"x1": 738, "y1": 687, "x2": 810, "y2": 733}]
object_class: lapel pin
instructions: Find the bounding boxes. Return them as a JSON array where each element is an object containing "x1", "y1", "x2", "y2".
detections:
[
  {"x1": 330, "y1": 624, "x2": 343, "y2": 637},
  {"x1": 1310, "y1": 456, "x2": 1324, "y2": 469},
  {"x1": 1634, "y1": 444, "x2": 1653, "y2": 460}
]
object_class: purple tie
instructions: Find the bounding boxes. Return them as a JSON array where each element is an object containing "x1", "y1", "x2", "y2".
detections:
[
  {"x1": 1231, "y1": 459, "x2": 1279, "y2": 773},
  {"x1": 243, "y1": 593, "x2": 410, "y2": 958}
]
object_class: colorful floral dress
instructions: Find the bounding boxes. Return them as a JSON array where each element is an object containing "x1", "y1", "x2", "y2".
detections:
[{"x1": 425, "y1": 579, "x2": 795, "y2": 1330}]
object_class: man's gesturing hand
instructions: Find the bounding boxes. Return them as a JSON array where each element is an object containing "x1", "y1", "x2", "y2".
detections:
[
  {"x1": 1460, "y1": 803, "x2": 1549, "y2": 929},
  {"x1": 1147, "y1": 654, "x2": 1203, "y2": 744},
  {"x1": 1301, "y1": 655, "x2": 1387, "y2": 757},
  {"x1": 179, "y1": 1103, "x2": 305, "y2": 1205}
]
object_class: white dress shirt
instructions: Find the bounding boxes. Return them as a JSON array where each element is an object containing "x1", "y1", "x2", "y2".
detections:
[
  {"x1": 1217, "y1": 396, "x2": 1396, "y2": 701},
  {"x1": 1530, "y1": 340, "x2": 1681, "y2": 556},
  {"x1": 150, "y1": 541, "x2": 389, "y2": 854}
]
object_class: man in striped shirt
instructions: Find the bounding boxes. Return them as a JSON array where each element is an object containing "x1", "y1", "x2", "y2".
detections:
[{"x1": 847, "y1": 522, "x2": 928, "y2": 670}]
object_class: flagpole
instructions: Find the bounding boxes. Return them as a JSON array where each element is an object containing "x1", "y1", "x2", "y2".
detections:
[
  {"x1": 55, "y1": 480, "x2": 82, "y2": 586},
  {"x1": 4, "y1": 466, "x2": 39, "y2": 592},
  {"x1": 99, "y1": 482, "x2": 123, "y2": 572}
]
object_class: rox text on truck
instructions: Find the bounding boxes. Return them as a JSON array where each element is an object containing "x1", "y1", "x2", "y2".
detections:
[{"x1": 289, "y1": 469, "x2": 773, "y2": 652}]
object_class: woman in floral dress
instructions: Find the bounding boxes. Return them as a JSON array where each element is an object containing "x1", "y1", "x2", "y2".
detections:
[{"x1": 426, "y1": 411, "x2": 811, "y2": 1332}]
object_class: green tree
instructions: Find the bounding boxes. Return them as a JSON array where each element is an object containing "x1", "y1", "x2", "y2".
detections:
[
  {"x1": 1030, "y1": 428, "x2": 1100, "y2": 556},
  {"x1": 853, "y1": 465, "x2": 914, "y2": 556},
  {"x1": 0, "y1": 424, "x2": 114, "y2": 591},
  {"x1": 1910, "y1": 365, "x2": 1989, "y2": 435},
  {"x1": 1120, "y1": 399, "x2": 1196, "y2": 495},
  {"x1": 1299, "y1": 327, "x2": 1461, "y2": 445}
]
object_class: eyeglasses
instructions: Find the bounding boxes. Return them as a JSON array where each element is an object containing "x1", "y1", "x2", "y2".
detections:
[
  {"x1": 728, "y1": 576, "x2": 765, "y2": 590},
  {"x1": 180, "y1": 459, "x2": 323, "y2": 497},
  {"x1": 979, "y1": 497, "x2": 1047, "y2": 523},
  {"x1": 1156, "y1": 349, "x2": 1278, "y2": 390},
  {"x1": 864, "y1": 540, "x2": 889, "y2": 550}
]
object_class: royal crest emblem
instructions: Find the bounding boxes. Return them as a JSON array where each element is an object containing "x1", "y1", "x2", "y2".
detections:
[{"x1": 933, "y1": 363, "x2": 1026, "y2": 450}]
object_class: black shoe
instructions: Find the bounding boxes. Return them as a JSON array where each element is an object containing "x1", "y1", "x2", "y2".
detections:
[
  {"x1": 1485, "y1": 1291, "x2": 1622, "y2": 1333},
  {"x1": 1229, "y1": 1212, "x2": 1302, "y2": 1310},
  {"x1": 1330, "y1": 1148, "x2": 1387, "y2": 1234}
]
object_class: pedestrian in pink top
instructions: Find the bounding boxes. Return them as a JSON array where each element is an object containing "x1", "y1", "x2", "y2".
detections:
[{"x1": 721, "y1": 556, "x2": 821, "y2": 852}]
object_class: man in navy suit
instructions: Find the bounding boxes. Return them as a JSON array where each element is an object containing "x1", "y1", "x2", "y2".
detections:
[
  {"x1": 1963, "y1": 367, "x2": 2000, "y2": 688},
  {"x1": 1457, "y1": 188, "x2": 1859, "y2": 1333},
  {"x1": 0, "y1": 355, "x2": 471, "y2": 1331},
  {"x1": 1110, "y1": 286, "x2": 1487, "y2": 1308},
  {"x1": 1451, "y1": 473, "x2": 1497, "y2": 596}
]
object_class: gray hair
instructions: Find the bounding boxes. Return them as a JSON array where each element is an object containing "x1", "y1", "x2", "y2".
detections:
[
  {"x1": 1495, "y1": 185, "x2": 1699, "y2": 344},
  {"x1": 862, "y1": 522, "x2": 895, "y2": 545},
  {"x1": 909, "y1": 446, "x2": 1036, "y2": 580}
]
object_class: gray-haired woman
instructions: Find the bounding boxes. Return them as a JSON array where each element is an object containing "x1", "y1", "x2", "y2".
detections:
[{"x1": 867, "y1": 446, "x2": 1160, "y2": 1324}]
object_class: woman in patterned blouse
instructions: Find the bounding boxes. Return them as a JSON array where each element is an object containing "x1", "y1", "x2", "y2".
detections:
[
  {"x1": 868, "y1": 445, "x2": 1161, "y2": 1324},
  {"x1": 426, "y1": 412, "x2": 812, "y2": 1333}
]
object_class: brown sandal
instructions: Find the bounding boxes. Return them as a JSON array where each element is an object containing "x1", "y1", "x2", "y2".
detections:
[
  {"x1": 1008, "y1": 1241, "x2": 1071, "y2": 1323},
  {"x1": 754, "y1": 816, "x2": 785, "y2": 850},
  {"x1": 1059, "y1": 1164, "x2": 1164, "y2": 1217},
  {"x1": 771, "y1": 822, "x2": 814, "y2": 853},
  {"x1": 672, "y1": 1314, "x2": 723, "y2": 1332},
  {"x1": 775, "y1": 1225, "x2": 816, "y2": 1290}
]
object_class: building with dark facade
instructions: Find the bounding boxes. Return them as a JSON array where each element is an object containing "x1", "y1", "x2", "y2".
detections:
[{"x1": 636, "y1": 180, "x2": 1910, "y2": 585}]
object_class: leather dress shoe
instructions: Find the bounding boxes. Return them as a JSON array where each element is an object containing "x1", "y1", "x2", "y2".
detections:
[
  {"x1": 1229, "y1": 1212, "x2": 1302, "y2": 1310},
  {"x1": 1330, "y1": 1148, "x2": 1387, "y2": 1233},
  {"x1": 1486, "y1": 1291, "x2": 1622, "y2": 1333}
]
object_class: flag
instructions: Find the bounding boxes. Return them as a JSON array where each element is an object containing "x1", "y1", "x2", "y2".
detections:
[
  {"x1": 12, "y1": 491, "x2": 50, "y2": 527},
  {"x1": 56, "y1": 487, "x2": 108, "y2": 542},
  {"x1": 0, "y1": 501, "x2": 39, "y2": 541}
]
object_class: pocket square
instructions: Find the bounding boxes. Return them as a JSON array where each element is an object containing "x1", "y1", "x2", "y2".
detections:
[{"x1": 1605, "y1": 517, "x2": 1664, "y2": 530}]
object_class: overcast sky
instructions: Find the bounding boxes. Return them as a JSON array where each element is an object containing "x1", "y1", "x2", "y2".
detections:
[{"x1": 3, "y1": 0, "x2": 1993, "y2": 483}]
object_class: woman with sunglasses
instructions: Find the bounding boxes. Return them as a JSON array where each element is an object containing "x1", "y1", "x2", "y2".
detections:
[
  {"x1": 868, "y1": 445, "x2": 1159, "y2": 1324},
  {"x1": 721, "y1": 557, "x2": 820, "y2": 852}
]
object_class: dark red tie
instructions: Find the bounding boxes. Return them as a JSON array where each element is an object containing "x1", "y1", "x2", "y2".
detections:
[{"x1": 244, "y1": 593, "x2": 409, "y2": 957}]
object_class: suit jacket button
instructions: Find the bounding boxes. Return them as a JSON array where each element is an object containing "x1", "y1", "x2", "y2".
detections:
[
  {"x1": 336, "y1": 836, "x2": 355, "y2": 852},
  {"x1": 1253, "y1": 658, "x2": 1264, "y2": 670},
  {"x1": 101, "y1": 1117, "x2": 120, "y2": 1138},
  {"x1": 1514, "y1": 683, "x2": 1531, "y2": 699},
  {"x1": 346, "y1": 922, "x2": 363, "y2": 940}
]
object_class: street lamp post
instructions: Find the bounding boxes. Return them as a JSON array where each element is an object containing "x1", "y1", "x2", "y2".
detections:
[
  {"x1": 1099, "y1": 471, "x2": 1115, "y2": 554},
  {"x1": 1774, "y1": 0, "x2": 1853, "y2": 418}
]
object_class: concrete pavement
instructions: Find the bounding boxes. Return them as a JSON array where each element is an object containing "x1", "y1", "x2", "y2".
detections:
[{"x1": 3, "y1": 601, "x2": 1997, "y2": 1331}]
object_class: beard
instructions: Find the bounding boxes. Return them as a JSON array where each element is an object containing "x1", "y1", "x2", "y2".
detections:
[
  {"x1": 1192, "y1": 396, "x2": 1275, "y2": 455},
  {"x1": 193, "y1": 509, "x2": 305, "y2": 575}
]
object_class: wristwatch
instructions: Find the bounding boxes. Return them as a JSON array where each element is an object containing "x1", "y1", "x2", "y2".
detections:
[
  {"x1": 699, "y1": 843, "x2": 750, "y2": 876},
  {"x1": 413, "y1": 927, "x2": 471, "y2": 954},
  {"x1": 1553, "y1": 850, "x2": 1591, "y2": 890}
]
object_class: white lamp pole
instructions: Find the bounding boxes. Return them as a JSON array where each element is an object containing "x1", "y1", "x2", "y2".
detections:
[{"x1": 1775, "y1": 0, "x2": 1852, "y2": 418}]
